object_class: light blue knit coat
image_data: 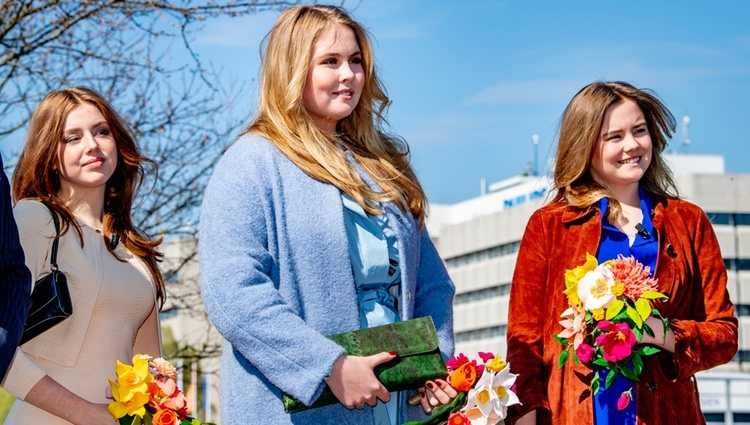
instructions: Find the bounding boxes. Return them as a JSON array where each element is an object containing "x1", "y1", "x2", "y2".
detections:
[{"x1": 199, "y1": 135, "x2": 455, "y2": 424}]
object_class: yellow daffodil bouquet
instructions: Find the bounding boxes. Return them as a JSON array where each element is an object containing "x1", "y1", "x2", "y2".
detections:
[
  {"x1": 404, "y1": 352, "x2": 520, "y2": 425},
  {"x1": 107, "y1": 354, "x2": 214, "y2": 425}
]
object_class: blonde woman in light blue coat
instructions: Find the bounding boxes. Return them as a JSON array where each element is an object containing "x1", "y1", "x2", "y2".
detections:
[{"x1": 199, "y1": 5, "x2": 456, "y2": 425}]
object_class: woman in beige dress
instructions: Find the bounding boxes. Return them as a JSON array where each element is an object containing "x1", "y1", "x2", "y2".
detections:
[{"x1": 1, "y1": 87, "x2": 164, "y2": 424}]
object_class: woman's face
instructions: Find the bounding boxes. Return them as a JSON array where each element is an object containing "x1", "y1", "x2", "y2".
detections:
[
  {"x1": 590, "y1": 98, "x2": 652, "y2": 192},
  {"x1": 57, "y1": 103, "x2": 118, "y2": 198},
  {"x1": 302, "y1": 24, "x2": 365, "y2": 132}
]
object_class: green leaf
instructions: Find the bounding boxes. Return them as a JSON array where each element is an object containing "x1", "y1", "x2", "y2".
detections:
[
  {"x1": 558, "y1": 348, "x2": 570, "y2": 368},
  {"x1": 620, "y1": 362, "x2": 638, "y2": 381},
  {"x1": 641, "y1": 291, "x2": 668, "y2": 300},
  {"x1": 605, "y1": 369, "x2": 617, "y2": 389},
  {"x1": 633, "y1": 325, "x2": 643, "y2": 341},
  {"x1": 651, "y1": 308, "x2": 663, "y2": 318},
  {"x1": 641, "y1": 346, "x2": 661, "y2": 356},
  {"x1": 635, "y1": 298, "x2": 652, "y2": 321},
  {"x1": 633, "y1": 353, "x2": 644, "y2": 376},
  {"x1": 401, "y1": 392, "x2": 466, "y2": 425},
  {"x1": 606, "y1": 299, "x2": 625, "y2": 320},
  {"x1": 593, "y1": 358, "x2": 610, "y2": 368},
  {"x1": 642, "y1": 321, "x2": 655, "y2": 337},
  {"x1": 554, "y1": 334, "x2": 569, "y2": 346},
  {"x1": 591, "y1": 371, "x2": 601, "y2": 395},
  {"x1": 626, "y1": 306, "x2": 643, "y2": 328}
]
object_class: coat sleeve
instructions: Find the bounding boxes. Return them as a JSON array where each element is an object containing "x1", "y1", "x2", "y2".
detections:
[
  {"x1": 0, "y1": 165, "x2": 31, "y2": 383},
  {"x1": 198, "y1": 146, "x2": 344, "y2": 406},
  {"x1": 413, "y1": 228, "x2": 455, "y2": 361},
  {"x1": 1, "y1": 200, "x2": 54, "y2": 398},
  {"x1": 506, "y1": 210, "x2": 551, "y2": 417},
  {"x1": 666, "y1": 209, "x2": 738, "y2": 381}
]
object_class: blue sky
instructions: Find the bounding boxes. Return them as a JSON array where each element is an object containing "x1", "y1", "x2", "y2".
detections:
[
  {"x1": 5, "y1": 1, "x2": 749, "y2": 204},
  {"x1": 192, "y1": 0, "x2": 750, "y2": 204}
]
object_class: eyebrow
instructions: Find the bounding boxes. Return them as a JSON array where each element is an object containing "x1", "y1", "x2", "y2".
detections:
[
  {"x1": 314, "y1": 50, "x2": 362, "y2": 60},
  {"x1": 64, "y1": 121, "x2": 109, "y2": 134}
]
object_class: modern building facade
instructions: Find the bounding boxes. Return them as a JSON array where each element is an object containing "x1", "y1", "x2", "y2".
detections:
[{"x1": 426, "y1": 154, "x2": 750, "y2": 424}]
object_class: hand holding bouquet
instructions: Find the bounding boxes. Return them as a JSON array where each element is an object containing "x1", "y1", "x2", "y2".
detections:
[
  {"x1": 555, "y1": 254, "x2": 669, "y2": 408},
  {"x1": 405, "y1": 352, "x2": 520, "y2": 425},
  {"x1": 107, "y1": 354, "x2": 214, "y2": 425}
]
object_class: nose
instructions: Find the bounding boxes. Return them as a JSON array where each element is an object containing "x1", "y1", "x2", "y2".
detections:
[
  {"x1": 82, "y1": 132, "x2": 101, "y2": 152},
  {"x1": 340, "y1": 62, "x2": 354, "y2": 82},
  {"x1": 622, "y1": 132, "x2": 640, "y2": 151}
]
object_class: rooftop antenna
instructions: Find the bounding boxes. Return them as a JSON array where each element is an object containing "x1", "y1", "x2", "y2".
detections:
[
  {"x1": 531, "y1": 134, "x2": 540, "y2": 176},
  {"x1": 681, "y1": 116, "x2": 691, "y2": 153}
]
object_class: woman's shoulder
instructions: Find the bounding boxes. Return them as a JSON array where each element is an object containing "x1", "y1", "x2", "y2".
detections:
[
  {"x1": 221, "y1": 133, "x2": 284, "y2": 166},
  {"x1": 658, "y1": 196, "x2": 710, "y2": 223},
  {"x1": 13, "y1": 199, "x2": 53, "y2": 229}
]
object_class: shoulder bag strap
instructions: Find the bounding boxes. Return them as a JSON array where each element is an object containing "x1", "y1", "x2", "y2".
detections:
[{"x1": 44, "y1": 203, "x2": 61, "y2": 272}]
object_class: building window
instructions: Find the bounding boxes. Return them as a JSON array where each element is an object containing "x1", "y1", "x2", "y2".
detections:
[
  {"x1": 706, "y1": 212, "x2": 750, "y2": 226},
  {"x1": 724, "y1": 258, "x2": 750, "y2": 271},
  {"x1": 454, "y1": 325, "x2": 506, "y2": 343},
  {"x1": 455, "y1": 284, "x2": 511, "y2": 305},
  {"x1": 703, "y1": 413, "x2": 724, "y2": 423},
  {"x1": 445, "y1": 241, "x2": 521, "y2": 268}
]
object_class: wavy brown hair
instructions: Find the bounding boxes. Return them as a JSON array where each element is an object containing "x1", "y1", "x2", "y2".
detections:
[
  {"x1": 12, "y1": 87, "x2": 164, "y2": 305},
  {"x1": 245, "y1": 5, "x2": 427, "y2": 226},
  {"x1": 552, "y1": 81, "x2": 679, "y2": 224}
]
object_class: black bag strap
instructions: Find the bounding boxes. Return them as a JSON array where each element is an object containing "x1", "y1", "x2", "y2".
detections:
[{"x1": 44, "y1": 203, "x2": 61, "y2": 272}]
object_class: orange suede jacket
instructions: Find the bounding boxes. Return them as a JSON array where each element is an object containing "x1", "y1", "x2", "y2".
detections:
[{"x1": 506, "y1": 196, "x2": 738, "y2": 424}]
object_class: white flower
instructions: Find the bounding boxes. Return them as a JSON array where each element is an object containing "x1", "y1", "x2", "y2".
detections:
[
  {"x1": 577, "y1": 264, "x2": 616, "y2": 312},
  {"x1": 463, "y1": 365, "x2": 520, "y2": 423}
]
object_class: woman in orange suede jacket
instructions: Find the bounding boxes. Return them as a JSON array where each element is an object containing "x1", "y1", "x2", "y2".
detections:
[{"x1": 506, "y1": 81, "x2": 737, "y2": 425}]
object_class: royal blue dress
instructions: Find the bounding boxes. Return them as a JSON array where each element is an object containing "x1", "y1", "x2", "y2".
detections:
[{"x1": 593, "y1": 186, "x2": 657, "y2": 425}]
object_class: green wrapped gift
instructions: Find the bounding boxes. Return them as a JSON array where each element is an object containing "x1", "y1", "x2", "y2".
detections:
[{"x1": 282, "y1": 316, "x2": 447, "y2": 413}]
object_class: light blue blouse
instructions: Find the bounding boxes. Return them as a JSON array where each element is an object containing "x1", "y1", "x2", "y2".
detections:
[{"x1": 342, "y1": 193, "x2": 404, "y2": 425}]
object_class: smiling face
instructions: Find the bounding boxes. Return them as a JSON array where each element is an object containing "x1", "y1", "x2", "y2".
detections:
[
  {"x1": 590, "y1": 98, "x2": 652, "y2": 193},
  {"x1": 302, "y1": 24, "x2": 365, "y2": 132},
  {"x1": 57, "y1": 103, "x2": 118, "y2": 199}
]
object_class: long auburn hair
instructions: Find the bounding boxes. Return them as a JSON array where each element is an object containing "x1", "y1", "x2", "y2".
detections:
[
  {"x1": 12, "y1": 87, "x2": 165, "y2": 305},
  {"x1": 552, "y1": 81, "x2": 679, "y2": 224},
  {"x1": 244, "y1": 5, "x2": 427, "y2": 226}
]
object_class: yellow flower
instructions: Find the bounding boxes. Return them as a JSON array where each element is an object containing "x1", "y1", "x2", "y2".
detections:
[
  {"x1": 564, "y1": 253, "x2": 599, "y2": 307},
  {"x1": 611, "y1": 281, "x2": 625, "y2": 297},
  {"x1": 107, "y1": 355, "x2": 154, "y2": 419},
  {"x1": 485, "y1": 354, "x2": 507, "y2": 373},
  {"x1": 107, "y1": 385, "x2": 149, "y2": 419},
  {"x1": 592, "y1": 308, "x2": 605, "y2": 321}
]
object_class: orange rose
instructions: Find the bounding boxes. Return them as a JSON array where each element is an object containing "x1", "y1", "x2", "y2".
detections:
[
  {"x1": 447, "y1": 362, "x2": 477, "y2": 392},
  {"x1": 152, "y1": 409, "x2": 179, "y2": 425}
]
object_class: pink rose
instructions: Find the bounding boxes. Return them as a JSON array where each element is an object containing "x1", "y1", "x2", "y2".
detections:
[
  {"x1": 575, "y1": 342, "x2": 595, "y2": 364},
  {"x1": 595, "y1": 321, "x2": 636, "y2": 363},
  {"x1": 617, "y1": 389, "x2": 633, "y2": 411}
]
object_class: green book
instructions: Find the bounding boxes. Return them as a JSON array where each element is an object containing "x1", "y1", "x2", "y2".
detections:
[{"x1": 282, "y1": 316, "x2": 447, "y2": 413}]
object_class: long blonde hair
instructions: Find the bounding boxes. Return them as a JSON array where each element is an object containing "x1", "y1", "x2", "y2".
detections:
[
  {"x1": 552, "y1": 81, "x2": 678, "y2": 224},
  {"x1": 13, "y1": 87, "x2": 165, "y2": 305},
  {"x1": 244, "y1": 5, "x2": 427, "y2": 226}
]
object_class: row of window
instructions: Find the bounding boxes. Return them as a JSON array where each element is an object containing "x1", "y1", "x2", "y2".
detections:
[
  {"x1": 705, "y1": 412, "x2": 750, "y2": 423},
  {"x1": 444, "y1": 241, "x2": 520, "y2": 268},
  {"x1": 454, "y1": 325, "x2": 506, "y2": 343},
  {"x1": 443, "y1": 211, "x2": 750, "y2": 270},
  {"x1": 707, "y1": 212, "x2": 750, "y2": 226},
  {"x1": 454, "y1": 284, "x2": 510, "y2": 305}
]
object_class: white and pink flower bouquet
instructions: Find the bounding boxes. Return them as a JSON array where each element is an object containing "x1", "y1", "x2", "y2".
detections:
[
  {"x1": 404, "y1": 352, "x2": 520, "y2": 425},
  {"x1": 555, "y1": 254, "x2": 669, "y2": 409}
]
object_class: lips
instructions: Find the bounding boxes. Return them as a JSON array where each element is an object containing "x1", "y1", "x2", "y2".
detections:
[
  {"x1": 83, "y1": 157, "x2": 105, "y2": 167},
  {"x1": 618, "y1": 156, "x2": 641, "y2": 165},
  {"x1": 334, "y1": 88, "x2": 355, "y2": 97}
]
